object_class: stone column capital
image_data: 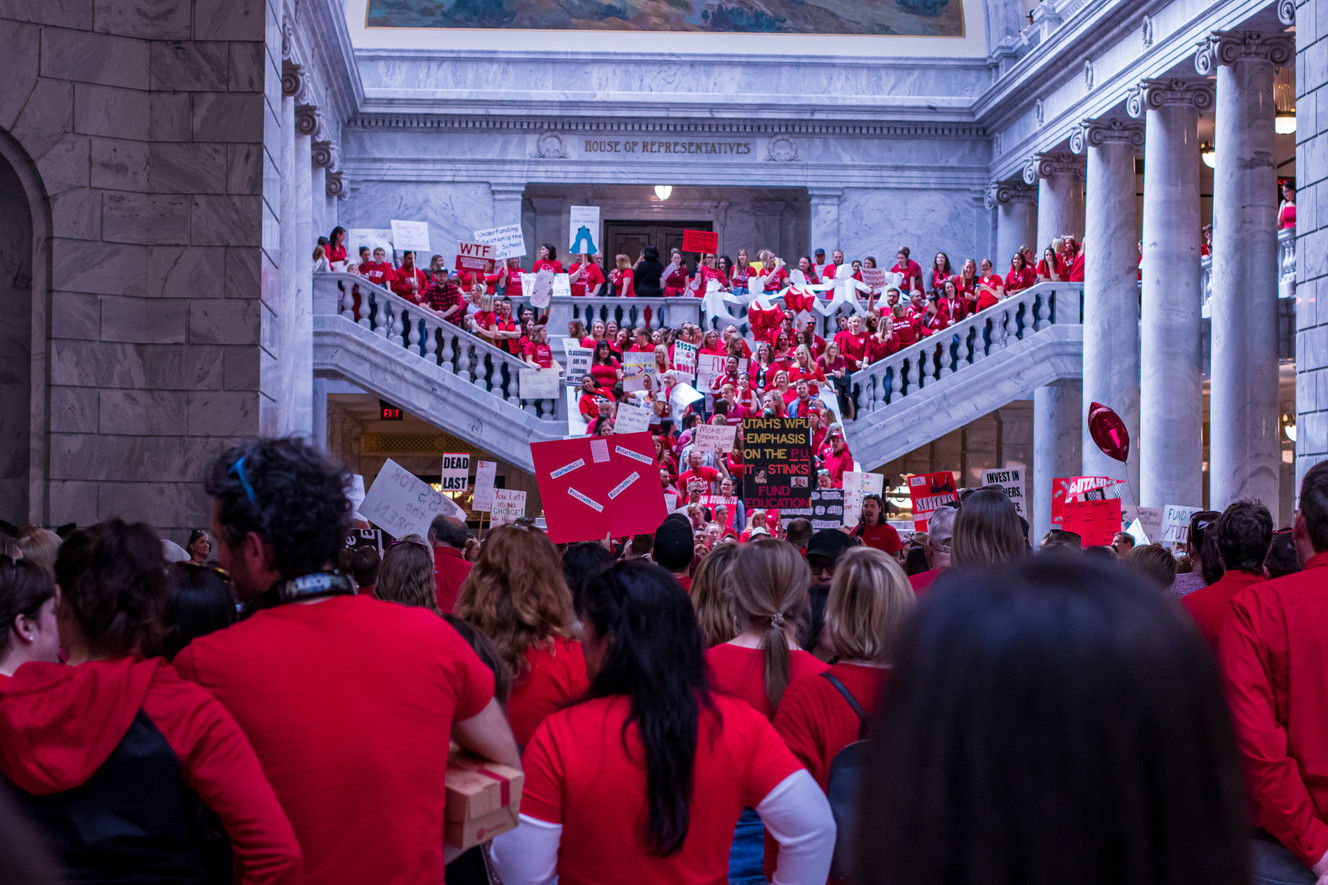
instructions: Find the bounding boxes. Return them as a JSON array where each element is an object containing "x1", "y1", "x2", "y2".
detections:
[
  {"x1": 807, "y1": 186, "x2": 844, "y2": 202},
  {"x1": 326, "y1": 170, "x2": 347, "y2": 200},
  {"x1": 985, "y1": 180, "x2": 1038, "y2": 209},
  {"x1": 1023, "y1": 152, "x2": 1084, "y2": 185},
  {"x1": 312, "y1": 140, "x2": 340, "y2": 171},
  {"x1": 1277, "y1": 0, "x2": 1295, "y2": 26},
  {"x1": 1126, "y1": 78, "x2": 1216, "y2": 118},
  {"x1": 295, "y1": 103, "x2": 323, "y2": 138},
  {"x1": 282, "y1": 60, "x2": 306, "y2": 99},
  {"x1": 1070, "y1": 118, "x2": 1145, "y2": 154},
  {"x1": 490, "y1": 184, "x2": 528, "y2": 198},
  {"x1": 1195, "y1": 30, "x2": 1294, "y2": 75}
]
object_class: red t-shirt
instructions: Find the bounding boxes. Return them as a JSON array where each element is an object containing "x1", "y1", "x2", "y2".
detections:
[
  {"x1": 833, "y1": 331, "x2": 868, "y2": 372},
  {"x1": 853, "y1": 523, "x2": 903, "y2": 555},
  {"x1": 509, "y1": 638, "x2": 590, "y2": 748},
  {"x1": 678, "y1": 466, "x2": 720, "y2": 496},
  {"x1": 773, "y1": 662, "x2": 888, "y2": 791},
  {"x1": 824, "y1": 449, "x2": 854, "y2": 488},
  {"x1": 173, "y1": 596, "x2": 495, "y2": 885},
  {"x1": 569, "y1": 262, "x2": 605, "y2": 297},
  {"x1": 705, "y1": 643, "x2": 829, "y2": 721},
  {"x1": 524, "y1": 341, "x2": 554, "y2": 368},
  {"x1": 590, "y1": 360, "x2": 619, "y2": 391},
  {"x1": 1182, "y1": 570, "x2": 1263, "y2": 653},
  {"x1": 433, "y1": 545, "x2": 471, "y2": 615},
  {"x1": 361, "y1": 261, "x2": 395, "y2": 289},
  {"x1": 520, "y1": 693, "x2": 801, "y2": 885},
  {"x1": 533, "y1": 259, "x2": 565, "y2": 274},
  {"x1": 909, "y1": 568, "x2": 944, "y2": 596}
]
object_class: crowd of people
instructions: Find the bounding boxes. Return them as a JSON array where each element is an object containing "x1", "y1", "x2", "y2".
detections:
[{"x1": 2, "y1": 435, "x2": 1324, "y2": 885}]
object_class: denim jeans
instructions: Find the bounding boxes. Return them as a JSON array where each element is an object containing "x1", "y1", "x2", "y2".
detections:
[
  {"x1": 728, "y1": 806, "x2": 768, "y2": 885},
  {"x1": 1251, "y1": 838, "x2": 1317, "y2": 885}
]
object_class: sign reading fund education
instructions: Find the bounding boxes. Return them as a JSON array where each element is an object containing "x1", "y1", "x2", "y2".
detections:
[
  {"x1": 583, "y1": 138, "x2": 753, "y2": 156},
  {"x1": 742, "y1": 417, "x2": 812, "y2": 511}
]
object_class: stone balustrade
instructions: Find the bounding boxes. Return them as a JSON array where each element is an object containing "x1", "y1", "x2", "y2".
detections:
[{"x1": 1199, "y1": 228, "x2": 1295, "y2": 319}]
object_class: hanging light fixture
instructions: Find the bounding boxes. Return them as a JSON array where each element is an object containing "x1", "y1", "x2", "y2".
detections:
[
  {"x1": 1274, "y1": 67, "x2": 1296, "y2": 134},
  {"x1": 654, "y1": 185, "x2": 673, "y2": 201},
  {"x1": 1201, "y1": 141, "x2": 1216, "y2": 168},
  {"x1": 1275, "y1": 111, "x2": 1297, "y2": 135}
]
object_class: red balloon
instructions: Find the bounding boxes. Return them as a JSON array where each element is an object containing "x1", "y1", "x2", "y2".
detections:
[{"x1": 1088, "y1": 402, "x2": 1130, "y2": 463}]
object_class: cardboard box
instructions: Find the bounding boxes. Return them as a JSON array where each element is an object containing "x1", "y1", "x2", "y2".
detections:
[{"x1": 445, "y1": 748, "x2": 524, "y2": 850}]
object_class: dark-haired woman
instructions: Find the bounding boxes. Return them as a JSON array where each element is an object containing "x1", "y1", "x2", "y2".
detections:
[
  {"x1": 929, "y1": 251, "x2": 953, "y2": 293},
  {"x1": 855, "y1": 557, "x2": 1250, "y2": 885},
  {"x1": 0, "y1": 520, "x2": 301, "y2": 884},
  {"x1": 327, "y1": 226, "x2": 347, "y2": 266},
  {"x1": 162, "y1": 562, "x2": 237, "y2": 661},
  {"x1": 1005, "y1": 250, "x2": 1036, "y2": 293},
  {"x1": 490, "y1": 561, "x2": 834, "y2": 885},
  {"x1": 589, "y1": 340, "x2": 622, "y2": 391},
  {"x1": 851, "y1": 493, "x2": 902, "y2": 557},
  {"x1": 0, "y1": 556, "x2": 61, "y2": 677},
  {"x1": 186, "y1": 529, "x2": 213, "y2": 565},
  {"x1": 533, "y1": 244, "x2": 563, "y2": 274}
]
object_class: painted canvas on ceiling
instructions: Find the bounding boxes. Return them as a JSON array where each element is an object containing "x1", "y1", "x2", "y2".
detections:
[{"x1": 366, "y1": 0, "x2": 964, "y2": 36}]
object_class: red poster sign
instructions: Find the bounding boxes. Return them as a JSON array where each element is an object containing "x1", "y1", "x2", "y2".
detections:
[
  {"x1": 681, "y1": 229, "x2": 718, "y2": 253},
  {"x1": 530, "y1": 432, "x2": 669, "y2": 543},
  {"x1": 1060, "y1": 497, "x2": 1122, "y2": 547},
  {"x1": 455, "y1": 241, "x2": 494, "y2": 272},
  {"x1": 908, "y1": 471, "x2": 959, "y2": 532}
]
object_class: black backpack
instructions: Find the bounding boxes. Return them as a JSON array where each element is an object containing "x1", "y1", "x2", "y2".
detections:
[{"x1": 822, "y1": 672, "x2": 869, "y2": 883}]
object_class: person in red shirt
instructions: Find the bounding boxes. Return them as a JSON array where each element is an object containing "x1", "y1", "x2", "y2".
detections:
[
  {"x1": 909, "y1": 504, "x2": 956, "y2": 595},
  {"x1": 866, "y1": 316, "x2": 898, "y2": 364},
  {"x1": 523, "y1": 324, "x2": 554, "y2": 368},
  {"x1": 489, "y1": 297, "x2": 524, "y2": 357},
  {"x1": 1181, "y1": 501, "x2": 1273, "y2": 653},
  {"x1": 1221, "y1": 462, "x2": 1328, "y2": 883},
  {"x1": 919, "y1": 295, "x2": 951, "y2": 336},
  {"x1": 890, "y1": 304, "x2": 921, "y2": 348},
  {"x1": 975, "y1": 258, "x2": 1004, "y2": 311},
  {"x1": 428, "y1": 515, "x2": 471, "y2": 614},
  {"x1": 889, "y1": 246, "x2": 924, "y2": 294},
  {"x1": 500, "y1": 257, "x2": 526, "y2": 297},
  {"x1": 833, "y1": 314, "x2": 869, "y2": 372},
  {"x1": 326, "y1": 226, "x2": 348, "y2": 265},
  {"x1": 823, "y1": 429, "x2": 854, "y2": 488},
  {"x1": 533, "y1": 243, "x2": 563, "y2": 274},
  {"x1": 1060, "y1": 236, "x2": 1085, "y2": 282},
  {"x1": 172, "y1": 438, "x2": 518, "y2": 885},
  {"x1": 489, "y1": 561, "x2": 835, "y2": 885},
  {"x1": 796, "y1": 255, "x2": 821, "y2": 285},
  {"x1": 457, "y1": 525, "x2": 590, "y2": 747},
  {"x1": 609, "y1": 253, "x2": 635, "y2": 297},
  {"x1": 1036, "y1": 244, "x2": 1063, "y2": 281},
  {"x1": 678, "y1": 448, "x2": 729, "y2": 497},
  {"x1": 928, "y1": 251, "x2": 954, "y2": 293},
  {"x1": 661, "y1": 250, "x2": 689, "y2": 297},
  {"x1": 1005, "y1": 250, "x2": 1037, "y2": 293},
  {"x1": 361, "y1": 246, "x2": 395, "y2": 289},
  {"x1": 0, "y1": 520, "x2": 301, "y2": 885},
  {"x1": 938, "y1": 278, "x2": 967, "y2": 324},
  {"x1": 756, "y1": 250, "x2": 789, "y2": 294},
  {"x1": 390, "y1": 251, "x2": 428, "y2": 304},
  {"x1": 578, "y1": 374, "x2": 615, "y2": 426},
  {"x1": 851, "y1": 493, "x2": 903, "y2": 556},
  {"x1": 568, "y1": 253, "x2": 605, "y2": 297}
]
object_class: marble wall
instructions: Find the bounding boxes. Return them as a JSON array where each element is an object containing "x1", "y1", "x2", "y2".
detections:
[
  {"x1": 1296, "y1": 0, "x2": 1328, "y2": 490},
  {"x1": 0, "y1": 0, "x2": 272, "y2": 542}
]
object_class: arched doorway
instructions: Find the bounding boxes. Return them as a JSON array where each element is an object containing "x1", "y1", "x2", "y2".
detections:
[{"x1": 0, "y1": 153, "x2": 33, "y2": 524}]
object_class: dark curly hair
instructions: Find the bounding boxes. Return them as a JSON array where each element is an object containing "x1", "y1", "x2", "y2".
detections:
[
  {"x1": 55, "y1": 520, "x2": 168, "y2": 658},
  {"x1": 1214, "y1": 500, "x2": 1273, "y2": 575},
  {"x1": 205, "y1": 437, "x2": 353, "y2": 584}
]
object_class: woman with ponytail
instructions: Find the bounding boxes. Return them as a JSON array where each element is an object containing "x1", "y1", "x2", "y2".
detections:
[{"x1": 490, "y1": 561, "x2": 834, "y2": 885}]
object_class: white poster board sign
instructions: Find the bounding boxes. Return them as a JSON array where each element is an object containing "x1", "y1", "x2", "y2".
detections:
[
  {"x1": 390, "y1": 220, "x2": 431, "y2": 253},
  {"x1": 523, "y1": 269, "x2": 556, "y2": 309},
  {"x1": 473, "y1": 460, "x2": 499, "y2": 511},
  {"x1": 475, "y1": 224, "x2": 526, "y2": 260},
  {"x1": 348, "y1": 229, "x2": 394, "y2": 263},
  {"x1": 669, "y1": 382, "x2": 705, "y2": 416},
  {"x1": 1160, "y1": 505, "x2": 1204, "y2": 547},
  {"x1": 860, "y1": 266, "x2": 887, "y2": 293},
  {"x1": 440, "y1": 453, "x2": 470, "y2": 493},
  {"x1": 671, "y1": 340, "x2": 698, "y2": 383},
  {"x1": 552, "y1": 273, "x2": 572, "y2": 299},
  {"x1": 564, "y1": 344, "x2": 592, "y2": 385},
  {"x1": 980, "y1": 467, "x2": 1027, "y2": 518},
  {"x1": 613, "y1": 402, "x2": 653, "y2": 435},
  {"x1": 490, "y1": 488, "x2": 527, "y2": 527},
  {"x1": 360, "y1": 458, "x2": 464, "y2": 539},
  {"x1": 566, "y1": 387, "x2": 589, "y2": 436},
  {"x1": 520, "y1": 367, "x2": 562, "y2": 400},
  {"x1": 842, "y1": 471, "x2": 885, "y2": 527},
  {"x1": 568, "y1": 205, "x2": 601, "y2": 256},
  {"x1": 693, "y1": 423, "x2": 738, "y2": 454},
  {"x1": 697, "y1": 354, "x2": 747, "y2": 390},
  {"x1": 622, "y1": 352, "x2": 655, "y2": 392},
  {"x1": 346, "y1": 474, "x2": 366, "y2": 518}
]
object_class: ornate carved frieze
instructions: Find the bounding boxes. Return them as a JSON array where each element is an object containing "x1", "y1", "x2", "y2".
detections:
[
  {"x1": 1125, "y1": 78, "x2": 1215, "y2": 118},
  {"x1": 1070, "y1": 118, "x2": 1145, "y2": 154},
  {"x1": 1195, "y1": 30, "x2": 1295, "y2": 75},
  {"x1": 984, "y1": 181, "x2": 1038, "y2": 210},
  {"x1": 1023, "y1": 152, "x2": 1085, "y2": 185}
]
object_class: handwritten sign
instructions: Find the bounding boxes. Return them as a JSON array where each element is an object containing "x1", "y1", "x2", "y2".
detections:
[
  {"x1": 622, "y1": 352, "x2": 655, "y2": 392},
  {"x1": 693, "y1": 423, "x2": 738, "y2": 454},
  {"x1": 348, "y1": 229, "x2": 393, "y2": 263},
  {"x1": 907, "y1": 471, "x2": 958, "y2": 533},
  {"x1": 860, "y1": 266, "x2": 886, "y2": 292},
  {"x1": 360, "y1": 459, "x2": 464, "y2": 539},
  {"x1": 981, "y1": 467, "x2": 1027, "y2": 518},
  {"x1": 390, "y1": 220, "x2": 431, "y2": 253},
  {"x1": 669, "y1": 382, "x2": 705, "y2": 416},
  {"x1": 552, "y1": 273, "x2": 571, "y2": 298},
  {"x1": 844, "y1": 471, "x2": 885, "y2": 527},
  {"x1": 473, "y1": 460, "x2": 498, "y2": 511},
  {"x1": 455, "y1": 241, "x2": 493, "y2": 271},
  {"x1": 531, "y1": 432, "x2": 668, "y2": 543},
  {"x1": 490, "y1": 488, "x2": 527, "y2": 527},
  {"x1": 520, "y1": 367, "x2": 562, "y2": 400},
  {"x1": 566, "y1": 387, "x2": 589, "y2": 436},
  {"x1": 1061, "y1": 497, "x2": 1123, "y2": 547},
  {"x1": 1160, "y1": 505, "x2": 1204, "y2": 546},
  {"x1": 681, "y1": 229, "x2": 718, "y2": 253},
  {"x1": 440, "y1": 453, "x2": 470, "y2": 493},
  {"x1": 613, "y1": 401, "x2": 653, "y2": 434},
  {"x1": 563, "y1": 344, "x2": 592, "y2": 385},
  {"x1": 474, "y1": 224, "x2": 526, "y2": 260},
  {"x1": 671, "y1": 340, "x2": 698, "y2": 382},
  {"x1": 568, "y1": 205, "x2": 600, "y2": 256},
  {"x1": 743, "y1": 417, "x2": 813, "y2": 511}
]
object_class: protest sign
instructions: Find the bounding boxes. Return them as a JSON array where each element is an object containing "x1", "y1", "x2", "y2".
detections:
[
  {"x1": 530, "y1": 432, "x2": 668, "y2": 543},
  {"x1": 613, "y1": 401, "x2": 653, "y2": 435},
  {"x1": 440, "y1": 453, "x2": 470, "y2": 493},
  {"x1": 1123, "y1": 518, "x2": 1149, "y2": 546},
  {"x1": 622, "y1": 352, "x2": 655, "y2": 392},
  {"x1": 346, "y1": 474, "x2": 366, "y2": 517},
  {"x1": 693, "y1": 423, "x2": 738, "y2": 454},
  {"x1": 981, "y1": 467, "x2": 1027, "y2": 518},
  {"x1": 360, "y1": 459, "x2": 464, "y2": 539},
  {"x1": 472, "y1": 460, "x2": 498, "y2": 511},
  {"x1": 681, "y1": 229, "x2": 719, "y2": 253},
  {"x1": 1160, "y1": 505, "x2": 1204, "y2": 547},
  {"x1": 860, "y1": 266, "x2": 886, "y2": 292},
  {"x1": 668, "y1": 382, "x2": 705, "y2": 416},
  {"x1": 1137, "y1": 506, "x2": 1163, "y2": 543},
  {"x1": 1066, "y1": 475, "x2": 1115, "y2": 501},
  {"x1": 1061, "y1": 497, "x2": 1123, "y2": 547},
  {"x1": 455, "y1": 241, "x2": 493, "y2": 272},
  {"x1": 564, "y1": 344, "x2": 592, "y2": 384},
  {"x1": 818, "y1": 388, "x2": 844, "y2": 426},
  {"x1": 697, "y1": 354, "x2": 726, "y2": 389},
  {"x1": 344, "y1": 527, "x2": 384, "y2": 554},
  {"x1": 552, "y1": 273, "x2": 571, "y2": 299},
  {"x1": 348, "y1": 229, "x2": 394, "y2": 264},
  {"x1": 701, "y1": 494, "x2": 740, "y2": 530},
  {"x1": 568, "y1": 206, "x2": 600, "y2": 255},
  {"x1": 783, "y1": 489, "x2": 847, "y2": 532},
  {"x1": 908, "y1": 471, "x2": 959, "y2": 532},
  {"x1": 522, "y1": 269, "x2": 556, "y2": 309},
  {"x1": 474, "y1": 224, "x2": 526, "y2": 260},
  {"x1": 671, "y1": 340, "x2": 698, "y2": 382},
  {"x1": 843, "y1": 471, "x2": 885, "y2": 526},
  {"x1": 390, "y1": 220, "x2": 431, "y2": 253},
  {"x1": 520, "y1": 367, "x2": 562, "y2": 400},
  {"x1": 742, "y1": 417, "x2": 813, "y2": 510},
  {"x1": 566, "y1": 387, "x2": 589, "y2": 436},
  {"x1": 489, "y1": 489, "x2": 527, "y2": 527}
]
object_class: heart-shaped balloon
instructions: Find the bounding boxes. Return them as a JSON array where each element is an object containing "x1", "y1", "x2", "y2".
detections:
[{"x1": 1088, "y1": 402, "x2": 1130, "y2": 463}]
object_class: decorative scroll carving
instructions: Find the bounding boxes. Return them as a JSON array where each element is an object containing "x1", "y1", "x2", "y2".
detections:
[
  {"x1": 326, "y1": 170, "x2": 347, "y2": 199},
  {"x1": 295, "y1": 104, "x2": 321, "y2": 137},
  {"x1": 1125, "y1": 78, "x2": 1215, "y2": 118},
  {"x1": 984, "y1": 181, "x2": 1037, "y2": 210},
  {"x1": 1070, "y1": 118, "x2": 1145, "y2": 154},
  {"x1": 1195, "y1": 30, "x2": 1295, "y2": 75},
  {"x1": 1023, "y1": 152, "x2": 1084, "y2": 185}
]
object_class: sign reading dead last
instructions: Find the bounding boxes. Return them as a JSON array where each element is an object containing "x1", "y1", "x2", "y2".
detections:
[{"x1": 742, "y1": 417, "x2": 812, "y2": 511}]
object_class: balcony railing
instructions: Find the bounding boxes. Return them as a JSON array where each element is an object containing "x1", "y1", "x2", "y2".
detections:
[{"x1": 1200, "y1": 228, "x2": 1295, "y2": 318}]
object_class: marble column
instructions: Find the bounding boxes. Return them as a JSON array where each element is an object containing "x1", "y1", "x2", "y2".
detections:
[
  {"x1": 292, "y1": 128, "x2": 314, "y2": 436},
  {"x1": 491, "y1": 184, "x2": 526, "y2": 228},
  {"x1": 1072, "y1": 117, "x2": 1143, "y2": 507},
  {"x1": 1033, "y1": 379, "x2": 1083, "y2": 545},
  {"x1": 1023, "y1": 152, "x2": 1085, "y2": 251},
  {"x1": 311, "y1": 165, "x2": 326, "y2": 243},
  {"x1": 1197, "y1": 31, "x2": 1292, "y2": 510},
  {"x1": 1127, "y1": 79, "x2": 1214, "y2": 510},
  {"x1": 986, "y1": 181, "x2": 1038, "y2": 269},
  {"x1": 808, "y1": 187, "x2": 843, "y2": 256},
  {"x1": 277, "y1": 93, "x2": 298, "y2": 437}
]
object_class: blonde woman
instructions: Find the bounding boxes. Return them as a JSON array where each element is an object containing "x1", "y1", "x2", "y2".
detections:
[
  {"x1": 691, "y1": 543, "x2": 745, "y2": 648},
  {"x1": 951, "y1": 487, "x2": 1028, "y2": 567},
  {"x1": 456, "y1": 524, "x2": 588, "y2": 746},
  {"x1": 773, "y1": 548, "x2": 913, "y2": 790}
]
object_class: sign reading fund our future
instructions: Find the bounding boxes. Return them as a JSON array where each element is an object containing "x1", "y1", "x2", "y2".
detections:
[{"x1": 742, "y1": 417, "x2": 812, "y2": 511}]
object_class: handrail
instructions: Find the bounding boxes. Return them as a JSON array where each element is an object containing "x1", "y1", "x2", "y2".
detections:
[
  {"x1": 848, "y1": 282, "x2": 1084, "y2": 418},
  {"x1": 313, "y1": 271, "x2": 563, "y2": 418}
]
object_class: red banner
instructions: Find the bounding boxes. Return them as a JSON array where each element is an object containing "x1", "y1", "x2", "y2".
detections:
[
  {"x1": 1060, "y1": 497, "x2": 1122, "y2": 547},
  {"x1": 681, "y1": 229, "x2": 718, "y2": 253},
  {"x1": 530, "y1": 432, "x2": 668, "y2": 543},
  {"x1": 908, "y1": 471, "x2": 958, "y2": 533},
  {"x1": 455, "y1": 241, "x2": 494, "y2": 272}
]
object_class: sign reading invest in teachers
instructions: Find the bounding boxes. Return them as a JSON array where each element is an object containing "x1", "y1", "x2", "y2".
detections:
[{"x1": 742, "y1": 417, "x2": 812, "y2": 511}]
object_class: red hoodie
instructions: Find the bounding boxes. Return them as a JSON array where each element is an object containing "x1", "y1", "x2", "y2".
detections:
[{"x1": 0, "y1": 656, "x2": 301, "y2": 884}]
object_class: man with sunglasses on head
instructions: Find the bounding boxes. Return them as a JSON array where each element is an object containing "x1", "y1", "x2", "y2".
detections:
[{"x1": 173, "y1": 438, "x2": 520, "y2": 885}]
